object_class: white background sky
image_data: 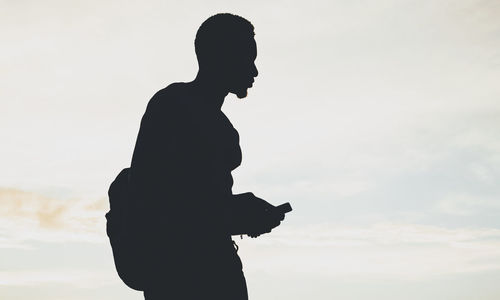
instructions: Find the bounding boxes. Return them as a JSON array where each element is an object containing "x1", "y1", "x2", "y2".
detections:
[{"x1": 1, "y1": 0, "x2": 500, "y2": 299}]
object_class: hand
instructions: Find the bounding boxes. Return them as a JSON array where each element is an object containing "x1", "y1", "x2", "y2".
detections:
[
  {"x1": 246, "y1": 209, "x2": 283, "y2": 238},
  {"x1": 230, "y1": 193, "x2": 285, "y2": 237}
]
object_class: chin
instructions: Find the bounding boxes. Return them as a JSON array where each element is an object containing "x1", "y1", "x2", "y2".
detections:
[
  {"x1": 236, "y1": 91, "x2": 248, "y2": 99},
  {"x1": 235, "y1": 88, "x2": 248, "y2": 99}
]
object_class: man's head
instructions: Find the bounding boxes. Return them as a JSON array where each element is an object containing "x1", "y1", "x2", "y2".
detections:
[{"x1": 195, "y1": 13, "x2": 258, "y2": 99}]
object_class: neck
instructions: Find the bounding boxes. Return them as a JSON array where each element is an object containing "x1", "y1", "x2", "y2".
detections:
[{"x1": 191, "y1": 70, "x2": 229, "y2": 110}]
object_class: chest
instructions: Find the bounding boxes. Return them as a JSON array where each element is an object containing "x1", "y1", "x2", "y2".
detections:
[{"x1": 191, "y1": 109, "x2": 242, "y2": 171}]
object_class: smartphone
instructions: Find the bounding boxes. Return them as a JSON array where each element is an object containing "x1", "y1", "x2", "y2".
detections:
[{"x1": 275, "y1": 202, "x2": 292, "y2": 214}]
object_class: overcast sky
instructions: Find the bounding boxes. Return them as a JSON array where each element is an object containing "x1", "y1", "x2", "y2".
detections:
[{"x1": 1, "y1": 0, "x2": 500, "y2": 299}]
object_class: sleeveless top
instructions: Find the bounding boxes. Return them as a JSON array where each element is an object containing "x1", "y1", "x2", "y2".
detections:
[{"x1": 128, "y1": 82, "x2": 243, "y2": 284}]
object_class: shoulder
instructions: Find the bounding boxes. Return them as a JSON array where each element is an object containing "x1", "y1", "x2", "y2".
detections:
[
  {"x1": 141, "y1": 83, "x2": 196, "y2": 127},
  {"x1": 147, "y1": 82, "x2": 188, "y2": 113}
]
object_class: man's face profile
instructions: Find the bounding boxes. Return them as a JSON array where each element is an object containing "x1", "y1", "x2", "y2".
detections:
[
  {"x1": 195, "y1": 14, "x2": 257, "y2": 99},
  {"x1": 225, "y1": 38, "x2": 258, "y2": 99}
]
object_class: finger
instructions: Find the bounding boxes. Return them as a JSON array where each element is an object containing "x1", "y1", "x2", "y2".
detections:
[
  {"x1": 271, "y1": 220, "x2": 281, "y2": 228},
  {"x1": 253, "y1": 225, "x2": 272, "y2": 234},
  {"x1": 265, "y1": 213, "x2": 283, "y2": 226},
  {"x1": 274, "y1": 212, "x2": 285, "y2": 221},
  {"x1": 258, "y1": 220, "x2": 280, "y2": 231}
]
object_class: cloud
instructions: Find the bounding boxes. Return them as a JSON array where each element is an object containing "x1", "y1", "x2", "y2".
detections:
[
  {"x1": 4, "y1": 186, "x2": 499, "y2": 283},
  {"x1": 237, "y1": 222, "x2": 500, "y2": 280},
  {"x1": 435, "y1": 194, "x2": 500, "y2": 216},
  {"x1": 0, "y1": 269, "x2": 115, "y2": 288},
  {"x1": 0, "y1": 188, "x2": 70, "y2": 229},
  {"x1": 0, "y1": 188, "x2": 108, "y2": 246}
]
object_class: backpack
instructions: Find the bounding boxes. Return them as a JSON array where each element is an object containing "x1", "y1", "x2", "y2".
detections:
[{"x1": 105, "y1": 168, "x2": 147, "y2": 291}]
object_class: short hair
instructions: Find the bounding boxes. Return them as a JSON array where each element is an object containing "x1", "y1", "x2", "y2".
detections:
[{"x1": 195, "y1": 13, "x2": 255, "y2": 66}]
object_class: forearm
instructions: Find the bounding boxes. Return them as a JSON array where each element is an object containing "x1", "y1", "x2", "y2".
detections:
[{"x1": 224, "y1": 194, "x2": 249, "y2": 235}]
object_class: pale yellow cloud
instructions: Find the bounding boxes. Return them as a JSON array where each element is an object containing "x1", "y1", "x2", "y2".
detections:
[
  {"x1": 0, "y1": 188, "x2": 70, "y2": 229},
  {"x1": 0, "y1": 188, "x2": 108, "y2": 246}
]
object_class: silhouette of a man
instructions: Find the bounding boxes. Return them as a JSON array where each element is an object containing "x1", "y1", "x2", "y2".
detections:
[{"x1": 128, "y1": 13, "x2": 284, "y2": 299}]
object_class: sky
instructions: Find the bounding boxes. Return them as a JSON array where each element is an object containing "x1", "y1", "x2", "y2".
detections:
[{"x1": 1, "y1": 0, "x2": 500, "y2": 299}]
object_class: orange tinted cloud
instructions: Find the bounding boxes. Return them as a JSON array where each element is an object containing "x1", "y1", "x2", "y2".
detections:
[
  {"x1": 0, "y1": 188, "x2": 107, "y2": 245},
  {"x1": 0, "y1": 188, "x2": 72, "y2": 229}
]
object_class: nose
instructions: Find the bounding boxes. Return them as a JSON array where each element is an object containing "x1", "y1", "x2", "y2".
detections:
[{"x1": 252, "y1": 63, "x2": 258, "y2": 78}]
